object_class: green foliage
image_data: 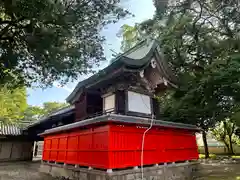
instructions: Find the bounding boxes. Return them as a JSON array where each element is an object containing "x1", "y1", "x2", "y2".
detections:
[
  {"x1": 23, "y1": 101, "x2": 68, "y2": 122},
  {"x1": 232, "y1": 156, "x2": 240, "y2": 159},
  {"x1": 22, "y1": 105, "x2": 43, "y2": 122},
  {"x1": 231, "y1": 110, "x2": 240, "y2": 129},
  {"x1": 118, "y1": 24, "x2": 142, "y2": 51},
  {"x1": 199, "y1": 154, "x2": 217, "y2": 159},
  {"x1": 41, "y1": 102, "x2": 68, "y2": 116},
  {"x1": 120, "y1": 0, "x2": 240, "y2": 157},
  {"x1": 120, "y1": 0, "x2": 240, "y2": 128},
  {"x1": 0, "y1": 85, "x2": 27, "y2": 123},
  {"x1": 0, "y1": 0, "x2": 130, "y2": 88},
  {"x1": 210, "y1": 119, "x2": 239, "y2": 154}
]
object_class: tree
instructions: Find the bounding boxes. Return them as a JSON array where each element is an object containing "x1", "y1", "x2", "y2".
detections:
[
  {"x1": 120, "y1": 0, "x2": 240, "y2": 158},
  {"x1": 118, "y1": 24, "x2": 142, "y2": 51},
  {"x1": 211, "y1": 119, "x2": 237, "y2": 154},
  {"x1": 0, "y1": 0, "x2": 130, "y2": 88},
  {"x1": 0, "y1": 85, "x2": 27, "y2": 123},
  {"x1": 22, "y1": 105, "x2": 43, "y2": 122},
  {"x1": 41, "y1": 102, "x2": 68, "y2": 116},
  {"x1": 23, "y1": 101, "x2": 68, "y2": 122}
]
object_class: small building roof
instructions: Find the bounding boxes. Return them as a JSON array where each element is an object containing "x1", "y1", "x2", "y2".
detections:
[
  {"x1": 25, "y1": 105, "x2": 75, "y2": 129},
  {"x1": 40, "y1": 114, "x2": 199, "y2": 136},
  {"x1": 0, "y1": 124, "x2": 22, "y2": 136},
  {"x1": 66, "y1": 39, "x2": 178, "y2": 104}
]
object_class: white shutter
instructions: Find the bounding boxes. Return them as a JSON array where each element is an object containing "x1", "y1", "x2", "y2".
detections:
[
  {"x1": 103, "y1": 94, "x2": 115, "y2": 113},
  {"x1": 127, "y1": 91, "x2": 151, "y2": 114}
]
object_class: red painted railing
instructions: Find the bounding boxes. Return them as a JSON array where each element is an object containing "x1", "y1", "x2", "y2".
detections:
[{"x1": 42, "y1": 122, "x2": 198, "y2": 169}]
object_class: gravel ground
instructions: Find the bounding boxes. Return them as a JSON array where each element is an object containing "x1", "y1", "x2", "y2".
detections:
[
  {"x1": 0, "y1": 161, "x2": 54, "y2": 180},
  {"x1": 0, "y1": 160, "x2": 240, "y2": 180},
  {"x1": 198, "y1": 159, "x2": 240, "y2": 180}
]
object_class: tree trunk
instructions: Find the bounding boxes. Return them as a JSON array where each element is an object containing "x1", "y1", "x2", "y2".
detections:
[
  {"x1": 223, "y1": 140, "x2": 230, "y2": 154},
  {"x1": 222, "y1": 121, "x2": 230, "y2": 154},
  {"x1": 230, "y1": 123, "x2": 235, "y2": 155},
  {"x1": 229, "y1": 136, "x2": 234, "y2": 155},
  {"x1": 202, "y1": 130, "x2": 209, "y2": 158}
]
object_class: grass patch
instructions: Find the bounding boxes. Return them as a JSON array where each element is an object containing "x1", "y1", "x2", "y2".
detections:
[
  {"x1": 199, "y1": 154, "x2": 205, "y2": 159},
  {"x1": 232, "y1": 155, "x2": 240, "y2": 159},
  {"x1": 199, "y1": 153, "x2": 217, "y2": 159}
]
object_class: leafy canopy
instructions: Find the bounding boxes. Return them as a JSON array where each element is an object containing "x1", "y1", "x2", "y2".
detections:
[
  {"x1": 23, "y1": 101, "x2": 68, "y2": 122},
  {"x1": 0, "y1": 85, "x2": 27, "y2": 123},
  {"x1": 120, "y1": 0, "x2": 240, "y2": 129},
  {"x1": 0, "y1": 84, "x2": 67, "y2": 124},
  {"x1": 211, "y1": 119, "x2": 239, "y2": 154},
  {"x1": 0, "y1": 0, "x2": 129, "y2": 87}
]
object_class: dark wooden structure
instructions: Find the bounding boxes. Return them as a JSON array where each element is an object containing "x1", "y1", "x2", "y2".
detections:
[
  {"x1": 66, "y1": 39, "x2": 177, "y2": 121},
  {"x1": 25, "y1": 39, "x2": 178, "y2": 137},
  {"x1": 0, "y1": 124, "x2": 33, "y2": 162}
]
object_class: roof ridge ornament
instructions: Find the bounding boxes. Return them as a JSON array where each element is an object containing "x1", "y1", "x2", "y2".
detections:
[
  {"x1": 151, "y1": 58, "x2": 157, "y2": 68},
  {"x1": 139, "y1": 70, "x2": 145, "y2": 78}
]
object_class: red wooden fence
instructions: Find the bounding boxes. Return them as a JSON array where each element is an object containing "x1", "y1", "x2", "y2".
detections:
[{"x1": 42, "y1": 123, "x2": 198, "y2": 169}]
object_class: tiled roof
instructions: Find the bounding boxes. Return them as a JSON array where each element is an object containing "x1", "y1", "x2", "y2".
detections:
[
  {"x1": 0, "y1": 124, "x2": 22, "y2": 136},
  {"x1": 66, "y1": 39, "x2": 178, "y2": 104},
  {"x1": 40, "y1": 114, "x2": 199, "y2": 136}
]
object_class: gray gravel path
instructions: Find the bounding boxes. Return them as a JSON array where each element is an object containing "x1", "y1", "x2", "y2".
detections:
[
  {"x1": 198, "y1": 159, "x2": 240, "y2": 180},
  {"x1": 0, "y1": 162, "x2": 54, "y2": 180},
  {"x1": 0, "y1": 159, "x2": 240, "y2": 180}
]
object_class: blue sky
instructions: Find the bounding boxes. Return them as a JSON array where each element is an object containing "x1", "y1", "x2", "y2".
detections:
[{"x1": 27, "y1": 0, "x2": 155, "y2": 106}]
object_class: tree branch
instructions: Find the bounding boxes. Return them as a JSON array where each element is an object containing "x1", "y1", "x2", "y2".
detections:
[{"x1": 0, "y1": 17, "x2": 26, "y2": 39}]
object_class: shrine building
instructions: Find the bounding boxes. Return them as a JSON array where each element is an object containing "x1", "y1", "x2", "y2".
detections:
[{"x1": 39, "y1": 39, "x2": 200, "y2": 180}]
